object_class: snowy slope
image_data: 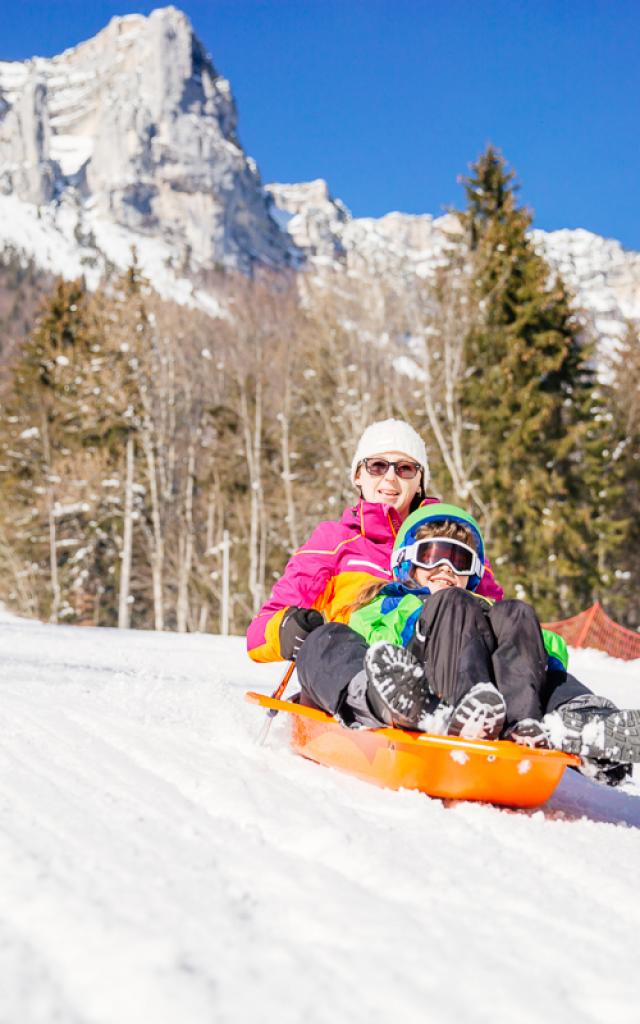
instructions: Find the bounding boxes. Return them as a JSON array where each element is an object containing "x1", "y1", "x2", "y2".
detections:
[
  {"x1": 0, "y1": 193, "x2": 225, "y2": 315},
  {"x1": 1, "y1": 610, "x2": 639, "y2": 1024}
]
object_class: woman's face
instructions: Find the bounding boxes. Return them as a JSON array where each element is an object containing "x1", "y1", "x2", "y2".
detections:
[{"x1": 354, "y1": 450, "x2": 423, "y2": 519}]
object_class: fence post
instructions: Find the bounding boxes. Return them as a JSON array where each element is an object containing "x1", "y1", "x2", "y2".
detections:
[{"x1": 575, "y1": 601, "x2": 600, "y2": 649}]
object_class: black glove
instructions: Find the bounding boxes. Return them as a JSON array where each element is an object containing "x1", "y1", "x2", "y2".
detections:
[{"x1": 279, "y1": 606, "x2": 324, "y2": 660}]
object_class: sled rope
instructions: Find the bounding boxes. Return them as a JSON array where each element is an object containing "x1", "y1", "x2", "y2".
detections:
[{"x1": 256, "y1": 661, "x2": 296, "y2": 746}]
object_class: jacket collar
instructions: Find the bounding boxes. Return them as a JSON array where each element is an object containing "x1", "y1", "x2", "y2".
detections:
[
  {"x1": 340, "y1": 499, "x2": 404, "y2": 542},
  {"x1": 339, "y1": 495, "x2": 444, "y2": 541},
  {"x1": 378, "y1": 581, "x2": 432, "y2": 599},
  {"x1": 341, "y1": 495, "x2": 443, "y2": 534}
]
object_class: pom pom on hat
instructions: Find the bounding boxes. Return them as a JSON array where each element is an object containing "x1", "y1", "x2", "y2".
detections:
[{"x1": 350, "y1": 419, "x2": 429, "y2": 487}]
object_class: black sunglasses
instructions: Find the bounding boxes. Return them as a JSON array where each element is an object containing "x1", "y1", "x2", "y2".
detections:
[{"x1": 362, "y1": 458, "x2": 421, "y2": 480}]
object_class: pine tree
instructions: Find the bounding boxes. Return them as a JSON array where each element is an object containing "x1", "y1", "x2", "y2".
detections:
[
  {"x1": 460, "y1": 146, "x2": 618, "y2": 618},
  {"x1": 0, "y1": 279, "x2": 100, "y2": 621},
  {"x1": 0, "y1": 247, "x2": 55, "y2": 364},
  {"x1": 89, "y1": 259, "x2": 170, "y2": 630},
  {"x1": 605, "y1": 322, "x2": 640, "y2": 627}
]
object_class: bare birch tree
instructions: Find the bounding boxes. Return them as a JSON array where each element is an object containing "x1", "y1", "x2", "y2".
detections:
[
  {"x1": 176, "y1": 441, "x2": 196, "y2": 632},
  {"x1": 399, "y1": 256, "x2": 492, "y2": 520},
  {"x1": 117, "y1": 433, "x2": 135, "y2": 628}
]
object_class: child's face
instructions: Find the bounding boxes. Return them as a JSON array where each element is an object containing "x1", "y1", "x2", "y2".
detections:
[{"x1": 413, "y1": 563, "x2": 468, "y2": 593}]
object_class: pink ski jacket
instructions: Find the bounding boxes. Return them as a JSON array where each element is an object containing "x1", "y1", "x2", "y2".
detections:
[{"x1": 246, "y1": 497, "x2": 504, "y2": 663}]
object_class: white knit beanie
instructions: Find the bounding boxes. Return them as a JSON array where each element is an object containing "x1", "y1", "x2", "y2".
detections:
[{"x1": 350, "y1": 418, "x2": 429, "y2": 487}]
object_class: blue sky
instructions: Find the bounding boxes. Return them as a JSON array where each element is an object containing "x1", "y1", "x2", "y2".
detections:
[{"x1": 2, "y1": 0, "x2": 639, "y2": 248}]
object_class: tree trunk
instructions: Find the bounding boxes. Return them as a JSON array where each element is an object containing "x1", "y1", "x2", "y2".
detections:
[
  {"x1": 118, "y1": 433, "x2": 135, "y2": 629},
  {"x1": 46, "y1": 487, "x2": 60, "y2": 624},
  {"x1": 279, "y1": 373, "x2": 299, "y2": 550},
  {"x1": 40, "y1": 415, "x2": 60, "y2": 623},
  {"x1": 220, "y1": 529, "x2": 230, "y2": 635},
  {"x1": 241, "y1": 381, "x2": 264, "y2": 614},
  {"x1": 197, "y1": 488, "x2": 216, "y2": 633},
  {"x1": 176, "y1": 443, "x2": 195, "y2": 632},
  {"x1": 142, "y1": 427, "x2": 164, "y2": 631}
]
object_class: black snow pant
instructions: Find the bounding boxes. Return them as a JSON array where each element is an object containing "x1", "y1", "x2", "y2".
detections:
[
  {"x1": 407, "y1": 588, "x2": 592, "y2": 726},
  {"x1": 295, "y1": 589, "x2": 594, "y2": 727},
  {"x1": 296, "y1": 621, "x2": 369, "y2": 718}
]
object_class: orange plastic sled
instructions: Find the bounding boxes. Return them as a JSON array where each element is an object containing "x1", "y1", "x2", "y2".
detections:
[{"x1": 246, "y1": 691, "x2": 580, "y2": 808}]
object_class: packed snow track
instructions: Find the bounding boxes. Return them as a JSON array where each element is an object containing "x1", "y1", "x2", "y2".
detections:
[{"x1": 1, "y1": 612, "x2": 638, "y2": 1024}]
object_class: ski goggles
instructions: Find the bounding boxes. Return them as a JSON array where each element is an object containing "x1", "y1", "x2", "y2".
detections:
[
  {"x1": 361, "y1": 457, "x2": 422, "y2": 479},
  {"x1": 393, "y1": 537, "x2": 484, "y2": 578}
]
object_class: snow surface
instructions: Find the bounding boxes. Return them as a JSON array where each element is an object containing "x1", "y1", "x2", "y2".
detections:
[
  {"x1": 0, "y1": 195, "x2": 224, "y2": 317},
  {"x1": 1, "y1": 610, "x2": 639, "y2": 1024}
]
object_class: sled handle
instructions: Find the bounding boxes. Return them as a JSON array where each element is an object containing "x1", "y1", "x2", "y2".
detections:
[{"x1": 256, "y1": 661, "x2": 296, "y2": 746}]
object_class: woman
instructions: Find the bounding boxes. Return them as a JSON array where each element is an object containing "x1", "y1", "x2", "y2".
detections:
[{"x1": 246, "y1": 418, "x2": 502, "y2": 664}]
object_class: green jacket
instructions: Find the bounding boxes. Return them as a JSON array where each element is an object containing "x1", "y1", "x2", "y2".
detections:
[{"x1": 349, "y1": 583, "x2": 569, "y2": 673}]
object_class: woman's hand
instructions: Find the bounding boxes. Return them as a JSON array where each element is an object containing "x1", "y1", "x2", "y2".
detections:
[{"x1": 279, "y1": 607, "x2": 324, "y2": 660}]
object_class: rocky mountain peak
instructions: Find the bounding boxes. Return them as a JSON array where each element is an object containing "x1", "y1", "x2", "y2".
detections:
[
  {"x1": 266, "y1": 180, "x2": 351, "y2": 262},
  {"x1": 0, "y1": 6, "x2": 289, "y2": 272}
]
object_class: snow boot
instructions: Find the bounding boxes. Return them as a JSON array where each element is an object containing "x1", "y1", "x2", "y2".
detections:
[
  {"x1": 572, "y1": 755, "x2": 633, "y2": 788},
  {"x1": 363, "y1": 642, "x2": 429, "y2": 730},
  {"x1": 446, "y1": 682, "x2": 506, "y2": 740},
  {"x1": 545, "y1": 694, "x2": 639, "y2": 780},
  {"x1": 505, "y1": 718, "x2": 552, "y2": 750}
]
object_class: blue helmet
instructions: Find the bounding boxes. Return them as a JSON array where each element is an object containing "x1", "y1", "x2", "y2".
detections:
[{"x1": 392, "y1": 503, "x2": 485, "y2": 591}]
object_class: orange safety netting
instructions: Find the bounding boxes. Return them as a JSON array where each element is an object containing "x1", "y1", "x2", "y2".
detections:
[{"x1": 543, "y1": 602, "x2": 640, "y2": 661}]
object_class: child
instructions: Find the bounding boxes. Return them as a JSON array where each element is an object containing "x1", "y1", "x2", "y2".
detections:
[
  {"x1": 295, "y1": 503, "x2": 639, "y2": 787},
  {"x1": 349, "y1": 502, "x2": 570, "y2": 742}
]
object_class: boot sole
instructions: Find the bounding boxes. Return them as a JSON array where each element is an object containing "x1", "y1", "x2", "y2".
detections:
[
  {"x1": 561, "y1": 708, "x2": 640, "y2": 763},
  {"x1": 364, "y1": 644, "x2": 426, "y2": 729},
  {"x1": 509, "y1": 719, "x2": 552, "y2": 750},
  {"x1": 448, "y1": 685, "x2": 506, "y2": 741}
]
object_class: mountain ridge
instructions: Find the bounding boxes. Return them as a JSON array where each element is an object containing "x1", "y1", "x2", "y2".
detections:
[{"x1": 1, "y1": 5, "x2": 638, "y2": 347}]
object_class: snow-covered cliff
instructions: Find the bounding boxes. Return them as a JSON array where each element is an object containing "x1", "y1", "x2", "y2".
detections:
[
  {"x1": 0, "y1": 6, "x2": 290, "y2": 283},
  {"x1": 533, "y1": 228, "x2": 640, "y2": 344},
  {"x1": 268, "y1": 181, "x2": 640, "y2": 346}
]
